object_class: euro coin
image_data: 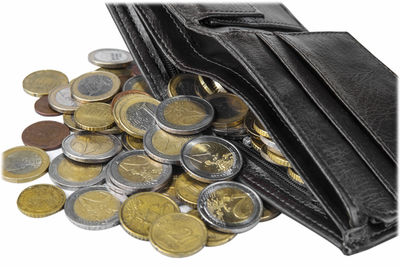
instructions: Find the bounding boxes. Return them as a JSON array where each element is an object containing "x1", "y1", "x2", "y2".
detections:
[
  {"x1": 244, "y1": 111, "x2": 260, "y2": 138},
  {"x1": 251, "y1": 137, "x2": 263, "y2": 153},
  {"x1": 2, "y1": 146, "x2": 49, "y2": 183},
  {"x1": 74, "y1": 102, "x2": 115, "y2": 131},
  {"x1": 168, "y1": 73, "x2": 201, "y2": 97},
  {"x1": 48, "y1": 84, "x2": 79, "y2": 114},
  {"x1": 63, "y1": 114, "x2": 82, "y2": 132},
  {"x1": 206, "y1": 93, "x2": 248, "y2": 128},
  {"x1": 260, "y1": 135, "x2": 284, "y2": 157},
  {"x1": 198, "y1": 75, "x2": 221, "y2": 95},
  {"x1": 198, "y1": 181, "x2": 262, "y2": 233},
  {"x1": 23, "y1": 70, "x2": 69, "y2": 97},
  {"x1": 260, "y1": 204, "x2": 281, "y2": 222},
  {"x1": 155, "y1": 95, "x2": 214, "y2": 135},
  {"x1": 122, "y1": 75, "x2": 153, "y2": 96},
  {"x1": 253, "y1": 118, "x2": 271, "y2": 139},
  {"x1": 34, "y1": 95, "x2": 61, "y2": 116},
  {"x1": 121, "y1": 133, "x2": 144, "y2": 150},
  {"x1": 175, "y1": 172, "x2": 208, "y2": 207},
  {"x1": 288, "y1": 168, "x2": 305, "y2": 185},
  {"x1": 267, "y1": 149, "x2": 291, "y2": 168},
  {"x1": 88, "y1": 48, "x2": 133, "y2": 69}
]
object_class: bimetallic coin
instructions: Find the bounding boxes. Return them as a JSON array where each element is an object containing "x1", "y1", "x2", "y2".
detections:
[
  {"x1": 23, "y1": 70, "x2": 69, "y2": 97},
  {"x1": 108, "y1": 150, "x2": 172, "y2": 193},
  {"x1": 34, "y1": 96, "x2": 61, "y2": 116},
  {"x1": 2, "y1": 146, "x2": 49, "y2": 183},
  {"x1": 206, "y1": 93, "x2": 248, "y2": 128},
  {"x1": 74, "y1": 102, "x2": 115, "y2": 131},
  {"x1": 188, "y1": 209, "x2": 236, "y2": 247},
  {"x1": 175, "y1": 173, "x2": 208, "y2": 207},
  {"x1": 49, "y1": 154, "x2": 106, "y2": 190},
  {"x1": 150, "y1": 213, "x2": 207, "y2": 257},
  {"x1": 64, "y1": 186, "x2": 121, "y2": 230},
  {"x1": 198, "y1": 181, "x2": 262, "y2": 233},
  {"x1": 118, "y1": 95, "x2": 160, "y2": 138},
  {"x1": 267, "y1": 149, "x2": 291, "y2": 168},
  {"x1": 48, "y1": 84, "x2": 79, "y2": 114},
  {"x1": 143, "y1": 125, "x2": 199, "y2": 165},
  {"x1": 21, "y1": 121, "x2": 70, "y2": 151},
  {"x1": 119, "y1": 192, "x2": 179, "y2": 240},
  {"x1": 260, "y1": 204, "x2": 281, "y2": 222},
  {"x1": 260, "y1": 135, "x2": 283, "y2": 157},
  {"x1": 63, "y1": 114, "x2": 82, "y2": 132},
  {"x1": 155, "y1": 96, "x2": 214, "y2": 135},
  {"x1": 122, "y1": 75, "x2": 153, "y2": 96},
  {"x1": 17, "y1": 184, "x2": 66, "y2": 218},
  {"x1": 111, "y1": 89, "x2": 151, "y2": 109},
  {"x1": 180, "y1": 136, "x2": 243, "y2": 183},
  {"x1": 253, "y1": 118, "x2": 271, "y2": 139},
  {"x1": 62, "y1": 132, "x2": 122, "y2": 163},
  {"x1": 88, "y1": 48, "x2": 133, "y2": 69},
  {"x1": 288, "y1": 168, "x2": 305, "y2": 185},
  {"x1": 71, "y1": 71, "x2": 121, "y2": 103},
  {"x1": 121, "y1": 133, "x2": 143, "y2": 150},
  {"x1": 167, "y1": 73, "x2": 201, "y2": 97}
]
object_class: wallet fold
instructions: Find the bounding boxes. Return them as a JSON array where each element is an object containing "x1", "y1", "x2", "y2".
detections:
[{"x1": 107, "y1": 3, "x2": 397, "y2": 255}]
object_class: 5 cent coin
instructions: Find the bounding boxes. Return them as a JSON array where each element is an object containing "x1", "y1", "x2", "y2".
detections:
[{"x1": 21, "y1": 121, "x2": 70, "y2": 150}]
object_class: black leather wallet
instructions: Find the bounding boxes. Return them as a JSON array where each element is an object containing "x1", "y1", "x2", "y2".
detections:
[{"x1": 107, "y1": 3, "x2": 397, "y2": 255}]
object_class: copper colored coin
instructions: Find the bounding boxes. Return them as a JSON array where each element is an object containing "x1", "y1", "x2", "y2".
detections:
[
  {"x1": 110, "y1": 90, "x2": 151, "y2": 109},
  {"x1": 34, "y1": 96, "x2": 61, "y2": 116},
  {"x1": 22, "y1": 121, "x2": 70, "y2": 150}
]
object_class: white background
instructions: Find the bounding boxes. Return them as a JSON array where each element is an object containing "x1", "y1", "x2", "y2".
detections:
[{"x1": 0, "y1": 0, "x2": 398, "y2": 266}]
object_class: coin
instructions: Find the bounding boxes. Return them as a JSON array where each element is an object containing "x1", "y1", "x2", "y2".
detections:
[
  {"x1": 71, "y1": 71, "x2": 121, "y2": 103},
  {"x1": 244, "y1": 112, "x2": 260, "y2": 138},
  {"x1": 117, "y1": 95, "x2": 160, "y2": 138},
  {"x1": 48, "y1": 84, "x2": 79, "y2": 114},
  {"x1": 119, "y1": 192, "x2": 179, "y2": 240},
  {"x1": 62, "y1": 132, "x2": 122, "y2": 163},
  {"x1": 23, "y1": 70, "x2": 69, "y2": 97},
  {"x1": 34, "y1": 95, "x2": 61, "y2": 116},
  {"x1": 155, "y1": 96, "x2": 214, "y2": 135},
  {"x1": 206, "y1": 93, "x2": 248, "y2": 128},
  {"x1": 98, "y1": 124, "x2": 123, "y2": 135},
  {"x1": 260, "y1": 204, "x2": 281, "y2": 222},
  {"x1": 250, "y1": 137, "x2": 263, "y2": 153},
  {"x1": 149, "y1": 213, "x2": 207, "y2": 257},
  {"x1": 198, "y1": 181, "x2": 262, "y2": 233},
  {"x1": 63, "y1": 114, "x2": 82, "y2": 132},
  {"x1": 17, "y1": 184, "x2": 66, "y2": 218},
  {"x1": 122, "y1": 75, "x2": 153, "y2": 96},
  {"x1": 267, "y1": 149, "x2": 291, "y2": 167},
  {"x1": 287, "y1": 168, "x2": 305, "y2": 185},
  {"x1": 74, "y1": 102, "x2": 115, "y2": 131},
  {"x1": 111, "y1": 89, "x2": 151, "y2": 109},
  {"x1": 21, "y1": 121, "x2": 70, "y2": 150},
  {"x1": 2, "y1": 146, "x2": 50, "y2": 183},
  {"x1": 96, "y1": 64, "x2": 136, "y2": 85},
  {"x1": 160, "y1": 174, "x2": 182, "y2": 205},
  {"x1": 64, "y1": 186, "x2": 121, "y2": 230},
  {"x1": 260, "y1": 135, "x2": 283, "y2": 157},
  {"x1": 188, "y1": 209, "x2": 236, "y2": 247},
  {"x1": 198, "y1": 75, "x2": 221, "y2": 95},
  {"x1": 108, "y1": 150, "x2": 172, "y2": 193},
  {"x1": 253, "y1": 118, "x2": 271, "y2": 139},
  {"x1": 121, "y1": 133, "x2": 143, "y2": 150},
  {"x1": 180, "y1": 136, "x2": 243, "y2": 183},
  {"x1": 143, "y1": 125, "x2": 200, "y2": 165},
  {"x1": 174, "y1": 172, "x2": 207, "y2": 207},
  {"x1": 167, "y1": 73, "x2": 200, "y2": 97},
  {"x1": 212, "y1": 122, "x2": 247, "y2": 139},
  {"x1": 88, "y1": 48, "x2": 133, "y2": 69},
  {"x1": 49, "y1": 154, "x2": 106, "y2": 190}
]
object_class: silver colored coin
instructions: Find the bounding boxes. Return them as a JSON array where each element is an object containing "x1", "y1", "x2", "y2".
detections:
[
  {"x1": 180, "y1": 135, "x2": 243, "y2": 183},
  {"x1": 48, "y1": 84, "x2": 79, "y2": 114},
  {"x1": 64, "y1": 186, "x2": 121, "y2": 230},
  {"x1": 88, "y1": 48, "x2": 133, "y2": 69},
  {"x1": 143, "y1": 124, "x2": 200, "y2": 165},
  {"x1": 155, "y1": 95, "x2": 214, "y2": 135},
  {"x1": 260, "y1": 135, "x2": 283, "y2": 157},
  {"x1": 49, "y1": 154, "x2": 106, "y2": 191},
  {"x1": 108, "y1": 150, "x2": 172, "y2": 193},
  {"x1": 198, "y1": 181, "x2": 262, "y2": 233},
  {"x1": 62, "y1": 132, "x2": 122, "y2": 163}
]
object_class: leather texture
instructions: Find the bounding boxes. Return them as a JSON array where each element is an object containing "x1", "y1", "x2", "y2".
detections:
[{"x1": 107, "y1": 3, "x2": 397, "y2": 255}]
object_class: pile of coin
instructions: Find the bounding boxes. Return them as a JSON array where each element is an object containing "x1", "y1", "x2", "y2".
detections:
[{"x1": 2, "y1": 48, "x2": 283, "y2": 258}]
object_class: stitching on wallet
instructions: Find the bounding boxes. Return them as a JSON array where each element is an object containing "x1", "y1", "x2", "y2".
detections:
[
  {"x1": 260, "y1": 33, "x2": 396, "y2": 216},
  {"x1": 210, "y1": 18, "x2": 300, "y2": 28}
]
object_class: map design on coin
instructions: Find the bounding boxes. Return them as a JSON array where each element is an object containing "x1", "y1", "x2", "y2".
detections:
[
  {"x1": 4, "y1": 150, "x2": 42, "y2": 174},
  {"x1": 163, "y1": 100, "x2": 206, "y2": 126},
  {"x1": 126, "y1": 102, "x2": 157, "y2": 130},
  {"x1": 118, "y1": 155, "x2": 162, "y2": 183},
  {"x1": 70, "y1": 135, "x2": 114, "y2": 155},
  {"x1": 77, "y1": 75, "x2": 113, "y2": 96},
  {"x1": 73, "y1": 190, "x2": 120, "y2": 221},
  {"x1": 151, "y1": 130, "x2": 194, "y2": 156}
]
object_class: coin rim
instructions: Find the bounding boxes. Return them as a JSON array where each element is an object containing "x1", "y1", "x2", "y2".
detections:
[
  {"x1": 88, "y1": 48, "x2": 133, "y2": 69},
  {"x1": 48, "y1": 84, "x2": 79, "y2": 114},
  {"x1": 74, "y1": 102, "x2": 115, "y2": 131},
  {"x1": 167, "y1": 73, "x2": 199, "y2": 97},
  {"x1": 23, "y1": 70, "x2": 69, "y2": 97}
]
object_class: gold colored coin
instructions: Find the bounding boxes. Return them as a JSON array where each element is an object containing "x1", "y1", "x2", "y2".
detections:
[
  {"x1": 63, "y1": 114, "x2": 82, "y2": 132},
  {"x1": 175, "y1": 173, "x2": 208, "y2": 207},
  {"x1": 188, "y1": 209, "x2": 236, "y2": 247},
  {"x1": 206, "y1": 93, "x2": 248, "y2": 128},
  {"x1": 74, "y1": 102, "x2": 114, "y2": 131},
  {"x1": 244, "y1": 112, "x2": 260, "y2": 138},
  {"x1": 69, "y1": 134, "x2": 115, "y2": 156},
  {"x1": 71, "y1": 71, "x2": 121, "y2": 103},
  {"x1": 3, "y1": 146, "x2": 50, "y2": 183},
  {"x1": 167, "y1": 73, "x2": 200, "y2": 97},
  {"x1": 267, "y1": 149, "x2": 291, "y2": 168},
  {"x1": 121, "y1": 133, "x2": 144, "y2": 150},
  {"x1": 119, "y1": 192, "x2": 180, "y2": 240},
  {"x1": 198, "y1": 75, "x2": 220, "y2": 95},
  {"x1": 98, "y1": 124, "x2": 123, "y2": 135},
  {"x1": 250, "y1": 137, "x2": 263, "y2": 153},
  {"x1": 253, "y1": 118, "x2": 271, "y2": 139},
  {"x1": 288, "y1": 168, "x2": 305, "y2": 185},
  {"x1": 17, "y1": 184, "x2": 66, "y2": 218},
  {"x1": 57, "y1": 157, "x2": 102, "y2": 183},
  {"x1": 163, "y1": 99, "x2": 207, "y2": 126},
  {"x1": 151, "y1": 129, "x2": 194, "y2": 156},
  {"x1": 149, "y1": 213, "x2": 207, "y2": 257},
  {"x1": 23, "y1": 70, "x2": 69, "y2": 97},
  {"x1": 260, "y1": 204, "x2": 281, "y2": 222},
  {"x1": 74, "y1": 190, "x2": 120, "y2": 221}
]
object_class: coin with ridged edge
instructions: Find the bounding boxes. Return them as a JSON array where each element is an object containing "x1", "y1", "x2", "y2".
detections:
[
  {"x1": 260, "y1": 203, "x2": 281, "y2": 222},
  {"x1": 48, "y1": 84, "x2": 79, "y2": 114},
  {"x1": 122, "y1": 75, "x2": 153, "y2": 96},
  {"x1": 23, "y1": 70, "x2": 69, "y2": 97},
  {"x1": 119, "y1": 192, "x2": 179, "y2": 240},
  {"x1": 180, "y1": 136, "x2": 243, "y2": 183},
  {"x1": 267, "y1": 148, "x2": 291, "y2": 167},
  {"x1": 88, "y1": 48, "x2": 133, "y2": 69},
  {"x1": 64, "y1": 186, "x2": 121, "y2": 230},
  {"x1": 197, "y1": 181, "x2": 262, "y2": 233},
  {"x1": 287, "y1": 168, "x2": 305, "y2": 185},
  {"x1": 167, "y1": 73, "x2": 201, "y2": 97},
  {"x1": 17, "y1": 184, "x2": 66, "y2": 218},
  {"x1": 155, "y1": 95, "x2": 214, "y2": 135},
  {"x1": 63, "y1": 114, "x2": 82, "y2": 132},
  {"x1": 175, "y1": 172, "x2": 208, "y2": 207},
  {"x1": 74, "y1": 102, "x2": 115, "y2": 131}
]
